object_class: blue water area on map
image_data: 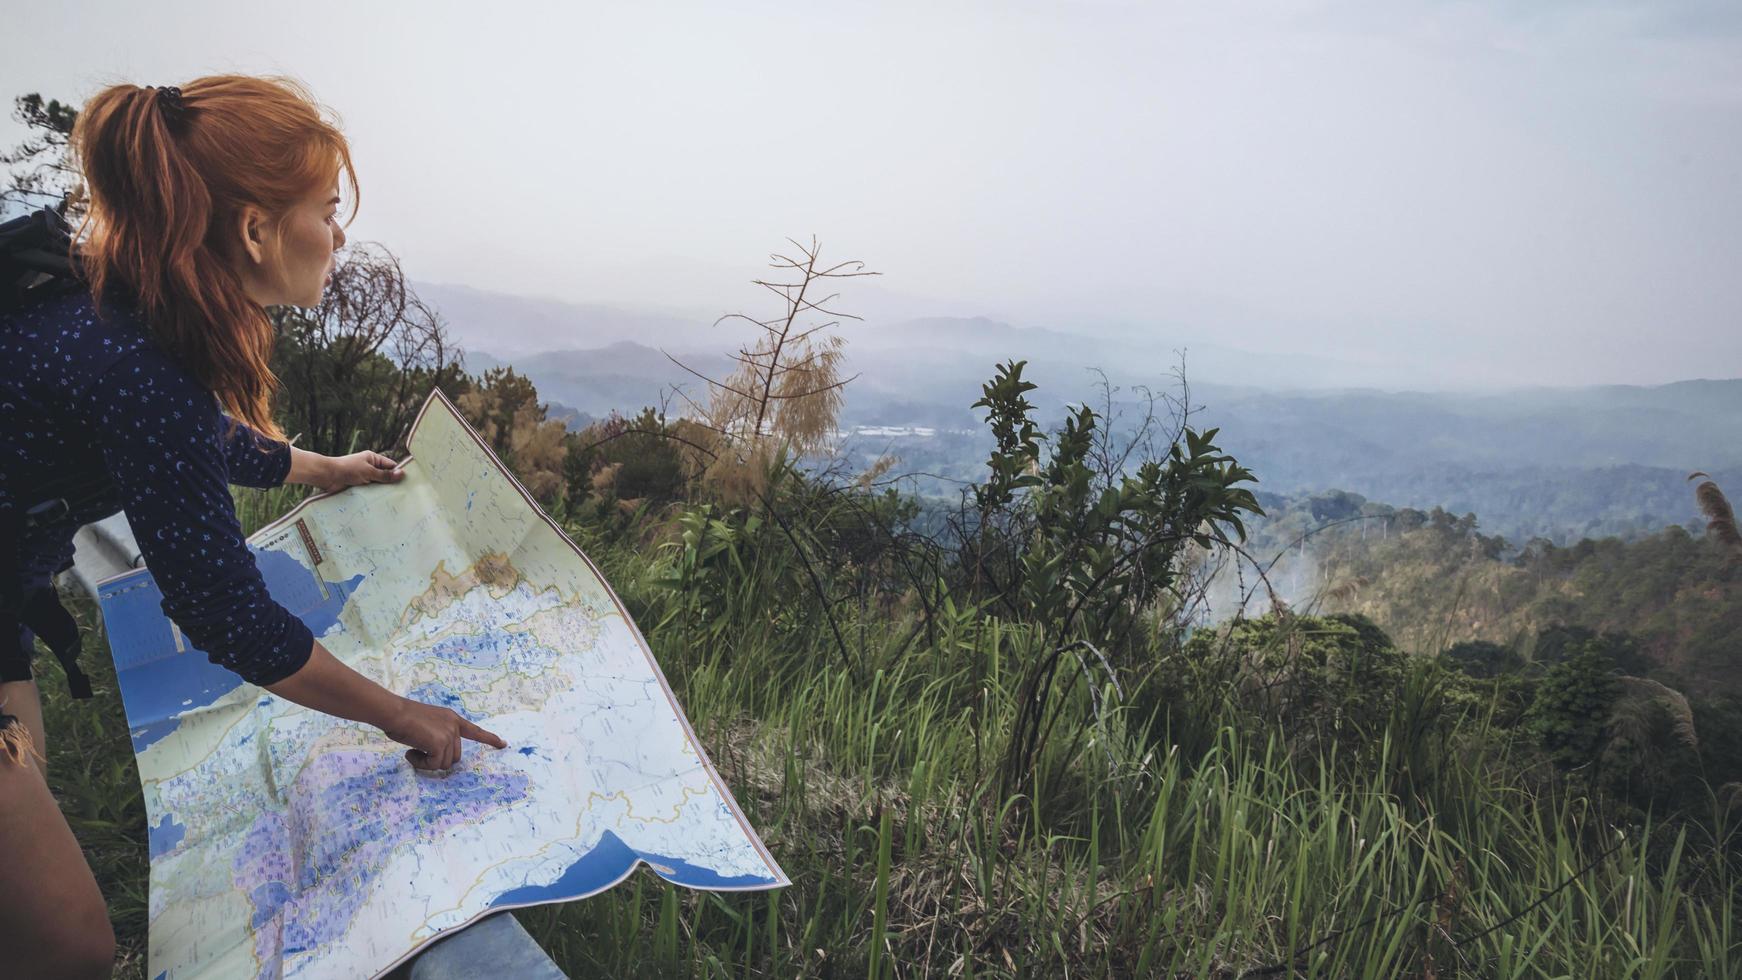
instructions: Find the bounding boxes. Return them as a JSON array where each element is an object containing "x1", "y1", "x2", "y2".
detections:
[
  {"x1": 426, "y1": 628, "x2": 541, "y2": 671},
  {"x1": 518, "y1": 745, "x2": 536, "y2": 756},
  {"x1": 99, "y1": 547, "x2": 364, "y2": 753},
  {"x1": 147, "y1": 814, "x2": 186, "y2": 859},
  {"x1": 636, "y1": 849, "x2": 781, "y2": 889},
  {"x1": 407, "y1": 681, "x2": 482, "y2": 722},
  {"x1": 487, "y1": 830, "x2": 777, "y2": 909}
]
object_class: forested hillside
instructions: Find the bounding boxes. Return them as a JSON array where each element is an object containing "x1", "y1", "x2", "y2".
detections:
[{"x1": 1226, "y1": 490, "x2": 1742, "y2": 696}]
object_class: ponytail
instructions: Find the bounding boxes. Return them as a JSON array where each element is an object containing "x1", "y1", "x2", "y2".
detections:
[{"x1": 69, "y1": 76, "x2": 360, "y2": 442}]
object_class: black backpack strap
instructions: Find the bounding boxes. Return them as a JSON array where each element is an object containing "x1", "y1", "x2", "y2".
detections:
[
  {"x1": 1, "y1": 207, "x2": 83, "y2": 311},
  {"x1": 21, "y1": 586, "x2": 90, "y2": 699},
  {"x1": 1, "y1": 502, "x2": 94, "y2": 699}
]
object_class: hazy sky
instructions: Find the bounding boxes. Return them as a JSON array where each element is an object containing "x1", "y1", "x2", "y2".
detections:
[{"x1": 6, "y1": 1, "x2": 1740, "y2": 387}]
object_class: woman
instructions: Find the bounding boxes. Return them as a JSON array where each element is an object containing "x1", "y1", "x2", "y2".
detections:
[{"x1": 0, "y1": 76, "x2": 505, "y2": 978}]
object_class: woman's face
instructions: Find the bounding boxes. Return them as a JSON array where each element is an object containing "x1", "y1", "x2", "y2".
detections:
[{"x1": 233, "y1": 181, "x2": 347, "y2": 308}]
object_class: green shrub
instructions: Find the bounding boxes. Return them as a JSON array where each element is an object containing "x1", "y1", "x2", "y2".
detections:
[{"x1": 1528, "y1": 650, "x2": 1622, "y2": 770}]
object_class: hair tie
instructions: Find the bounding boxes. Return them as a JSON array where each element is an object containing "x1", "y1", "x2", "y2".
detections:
[{"x1": 152, "y1": 85, "x2": 188, "y2": 123}]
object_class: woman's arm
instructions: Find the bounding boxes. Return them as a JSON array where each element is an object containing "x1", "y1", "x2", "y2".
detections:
[
  {"x1": 267, "y1": 640, "x2": 505, "y2": 771},
  {"x1": 216, "y1": 418, "x2": 292, "y2": 489},
  {"x1": 220, "y1": 416, "x2": 400, "y2": 496},
  {"x1": 287, "y1": 447, "x2": 402, "y2": 494}
]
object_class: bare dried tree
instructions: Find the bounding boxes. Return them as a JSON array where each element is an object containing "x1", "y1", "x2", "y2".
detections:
[
  {"x1": 270, "y1": 241, "x2": 461, "y2": 456},
  {"x1": 665, "y1": 235, "x2": 880, "y2": 502},
  {"x1": 648, "y1": 237, "x2": 883, "y2": 679}
]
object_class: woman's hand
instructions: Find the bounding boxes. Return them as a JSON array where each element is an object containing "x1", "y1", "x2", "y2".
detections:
[
  {"x1": 289, "y1": 447, "x2": 403, "y2": 494},
  {"x1": 382, "y1": 697, "x2": 508, "y2": 772}
]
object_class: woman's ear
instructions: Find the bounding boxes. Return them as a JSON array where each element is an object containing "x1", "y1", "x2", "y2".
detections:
[{"x1": 236, "y1": 205, "x2": 268, "y2": 265}]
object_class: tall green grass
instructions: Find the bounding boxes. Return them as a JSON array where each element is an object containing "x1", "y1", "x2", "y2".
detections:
[{"x1": 508, "y1": 523, "x2": 1741, "y2": 977}]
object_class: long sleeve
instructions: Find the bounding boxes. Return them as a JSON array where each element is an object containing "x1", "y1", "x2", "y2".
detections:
[
  {"x1": 81, "y1": 348, "x2": 313, "y2": 687},
  {"x1": 220, "y1": 417, "x2": 292, "y2": 489}
]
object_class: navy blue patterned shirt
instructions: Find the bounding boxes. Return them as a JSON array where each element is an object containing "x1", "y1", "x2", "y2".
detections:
[{"x1": 1, "y1": 283, "x2": 314, "y2": 686}]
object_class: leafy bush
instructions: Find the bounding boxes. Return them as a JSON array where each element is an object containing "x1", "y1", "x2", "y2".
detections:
[
  {"x1": 1186, "y1": 612, "x2": 1408, "y2": 745},
  {"x1": 1443, "y1": 639, "x2": 1524, "y2": 678},
  {"x1": 1528, "y1": 650, "x2": 1622, "y2": 771},
  {"x1": 564, "y1": 407, "x2": 693, "y2": 515}
]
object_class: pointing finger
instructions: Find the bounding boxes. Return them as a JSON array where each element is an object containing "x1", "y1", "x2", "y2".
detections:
[{"x1": 461, "y1": 719, "x2": 507, "y2": 749}]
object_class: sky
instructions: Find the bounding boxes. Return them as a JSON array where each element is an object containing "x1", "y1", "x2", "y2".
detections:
[{"x1": 5, "y1": 0, "x2": 1740, "y2": 388}]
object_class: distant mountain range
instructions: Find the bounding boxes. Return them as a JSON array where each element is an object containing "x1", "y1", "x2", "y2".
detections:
[
  {"x1": 414, "y1": 280, "x2": 1439, "y2": 392},
  {"x1": 418, "y1": 280, "x2": 1742, "y2": 545}
]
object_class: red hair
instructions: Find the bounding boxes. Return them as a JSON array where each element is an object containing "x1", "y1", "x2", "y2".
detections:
[{"x1": 69, "y1": 74, "x2": 359, "y2": 441}]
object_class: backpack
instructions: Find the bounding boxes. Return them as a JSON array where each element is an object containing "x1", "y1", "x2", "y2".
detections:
[
  {"x1": 0, "y1": 206, "x2": 84, "y2": 312},
  {"x1": 1, "y1": 205, "x2": 94, "y2": 698}
]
